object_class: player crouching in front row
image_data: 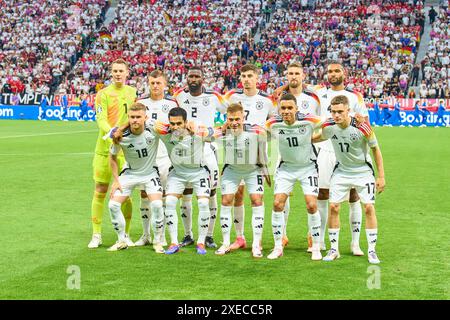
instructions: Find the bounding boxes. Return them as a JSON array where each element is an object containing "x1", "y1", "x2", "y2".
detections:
[
  {"x1": 314, "y1": 95, "x2": 385, "y2": 264},
  {"x1": 107, "y1": 103, "x2": 165, "y2": 253}
]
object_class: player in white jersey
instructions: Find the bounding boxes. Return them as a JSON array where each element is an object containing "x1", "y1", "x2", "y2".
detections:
[
  {"x1": 274, "y1": 62, "x2": 322, "y2": 249},
  {"x1": 214, "y1": 103, "x2": 270, "y2": 258},
  {"x1": 135, "y1": 70, "x2": 178, "y2": 247},
  {"x1": 174, "y1": 67, "x2": 225, "y2": 248},
  {"x1": 312, "y1": 61, "x2": 369, "y2": 256},
  {"x1": 173, "y1": 67, "x2": 226, "y2": 249},
  {"x1": 314, "y1": 95, "x2": 385, "y2": 264},
  {"x1": 223, "y1": 64, "x2": 277, "y2": 251},
  {"x1": 107, "y1": 103, "x2": 164, "y2": 253},
  {"x1": 153, "y1": 107, "x2": 219, "y2": 255},
  {"x1": 265, "y1": 94, "x2": 323, "y2": 260}
]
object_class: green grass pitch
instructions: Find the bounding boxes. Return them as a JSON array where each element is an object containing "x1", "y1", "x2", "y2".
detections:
[{"x1": 0, "y1": 120, "x2": 449, "y2": 300}]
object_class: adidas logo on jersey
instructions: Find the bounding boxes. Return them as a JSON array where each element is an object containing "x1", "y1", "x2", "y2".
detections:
[
  {"x1": 184, "y1": 99, "x2": 189, "y2": 104},
  {"x1": 278, "y1": 129, "x2": 285, "y2": 134},
  {"x1": 331, "y1": 135, "x2": 338, "y2": 140},
  {"x1": 127, "y1": 144, "x2": 134, "y2": 148},
  {"x1": 256, "y1": 187, "x2": 263, "y2": 192}
]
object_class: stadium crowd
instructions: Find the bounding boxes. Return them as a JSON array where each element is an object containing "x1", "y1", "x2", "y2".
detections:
[
  {"x1": 1, "y1": 0, "x2": 448, "y2": 100},
  {"x1": 418, "y1": 5, "x2": 449, "y2": 99},
  {"x1": 0, "y1": 0, "x2": 109, "y2": 95},
  {"x1": 57, "y1": 0, "x2": 266, "y2": 96},
  {"x1": 257, "y1": 0, "x2": 427, "y2": 99}
]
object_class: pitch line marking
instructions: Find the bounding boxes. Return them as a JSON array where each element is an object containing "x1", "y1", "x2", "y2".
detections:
[{"x1": 0, "y1": 130, "x2": 97, "y2": 139}]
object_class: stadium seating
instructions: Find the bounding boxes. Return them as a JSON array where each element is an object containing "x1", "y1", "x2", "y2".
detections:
[{"x1": 0, "y1": 0, "x2": 109, "y2": 95}]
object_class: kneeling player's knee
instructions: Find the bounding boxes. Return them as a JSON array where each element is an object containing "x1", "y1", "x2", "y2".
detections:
[
  {"x1": 197, "y1": 198, "x2": 210, "y2": 211},
  {"x1": 250, "y1": 196, "x2": 263, "y2": 207},
  {"x1": 140, "y1": 190, "x2": 147, "y2": 198},
  {"x1": 364, "y1": 203, "x2": 375, "y2": 215},
  {"x1": 306, "y1": 201, "x2": 317, "y2": 213},
  {"x1": 329, "y1": 203, "x2": 340, "y2": 215},
  {"x1": 210, "y1": 189, "x2": 216, "y2": 197},
  {"x1": 273, "y1": 199, "x2": 285, "y2": 212}
]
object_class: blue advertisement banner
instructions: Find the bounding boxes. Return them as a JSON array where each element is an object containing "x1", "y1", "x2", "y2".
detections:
[
  {"x1": 1, "y1": 105, "x2": 449, "y2": 127},
  {"x1": 0, "y1": 105, "x2": 96, "y2": 121},
  {"x1": 368, "y1": 110, "x2": 450, "y2": 127}
]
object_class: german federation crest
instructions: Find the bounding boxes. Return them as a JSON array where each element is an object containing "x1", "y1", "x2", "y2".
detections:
[
  {"x1": 203, "y1": 98, "x2": 210, "y2": 106},
  {"x1": 301, "y1": 101, "x2": 309, "y2": 110},
  {"x1": 162, "y1": 104, "x2": 170, "y2": 113},
  {"x1": 256, "y1": 101, "x2": 264, "y2": 110},
  {"x1": 298, "y1": 126, "x2": 307, "y2": 134},
  {"x1": 350, "y1": 133, "x2": 359, "y2": 142}
]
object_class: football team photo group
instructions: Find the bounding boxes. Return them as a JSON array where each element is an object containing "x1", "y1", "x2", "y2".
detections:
[{"x1": 1, "y1": 0, "x2": 448, "y2": 302}]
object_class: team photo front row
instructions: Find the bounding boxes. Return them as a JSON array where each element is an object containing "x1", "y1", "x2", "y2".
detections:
[{"x1": 100, "y1": 93, "x2": 385, "y2": 264}]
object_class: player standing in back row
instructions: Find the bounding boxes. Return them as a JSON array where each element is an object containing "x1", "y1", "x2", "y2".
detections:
[
  {"x1": 88, "y1": 58, "x2": 136, "y2": 249},
  {"x1": 135, "y1": 70, "x2": 178, "y2": 247},
  {"x1": 223, "y1": 64, "x2": 277, "y2": 251}
]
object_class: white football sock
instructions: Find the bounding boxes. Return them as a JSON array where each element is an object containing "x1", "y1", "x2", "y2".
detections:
[
  {"x1": 140, "y1": 198, "x2": 151, "y2": 236},
  {"x1": 366, "y1": 228, "x2": 378, "y2": 253},
  {"x1": 150, "y1": 200, "x2": 164, "y2": 244},
  {"x1": 165, "y1": 196, "x2": 179, "y2": 245},
  {"x1": 207, "y1": 193, "x2": 217, "y2": 237},
  {"x1": 350, "y1": 200, "x2": 362, "y2": 245},
  {"x1": 220, "y1": 205, "x2": 232, "y2": 246},
  {"x1": 308, "y1": 211, "x2": 321, "y2": 246},
  {"x1": 272, "y1": 211, "x2": 284, "y2": 249},
  {"x1": 328, "y1": 228, "x2": 340, "y2": 251},
  {"x1": 251, "y1": 205, "x2": 265, "y2": 248},
  {"x1": 317, "y1": 199, "x2": 328, "y2": 244},
  {"x1": 108, "y1": 200, "x2": 126, "y2": 242},
  {"x1": 181, "y1": 194, "x2": 193, "y2": 238},
  {"x1": 197, "y1": 198, "x2": 210, "y2": 245}
]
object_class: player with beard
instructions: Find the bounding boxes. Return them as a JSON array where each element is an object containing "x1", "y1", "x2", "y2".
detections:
[{"x1": 312, "y1": 61, "x2": 369, "y2": 256}]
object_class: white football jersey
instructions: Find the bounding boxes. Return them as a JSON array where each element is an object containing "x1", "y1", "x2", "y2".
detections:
[
  {"x1": 313, "y1": 85, "x2": 369, "y2": 151},
  {"x1": 110, "y1": 127, "x2": 159, "y2": 176},
  {"x1": 322, "y1": 118, "x2": 377, "y2": 176},
  {"x1": 294, "y1": 90, "x2": 321, "y2": 116},
  {"x1": 224, "y1": 89, "x2": 276, "y2": 126},
  {"x1": 150, "y1": 121, "x2": 215, "y2": 173},
  {"x1": 266, "y1": 113, "x2": 323, "y2": 166},
  {"x1": 217, "y1": 124, "x2": 267, "y2": 173},
  {"x1": 138, "y1": 95, "x2": 178, "y2": 160},
  {"x1": 313, "y1": 85, "x2": 368, "y2": 119},
  {"x1": 174, "y1": 88, "x2": 226, "y2": 127},
  {"x1": 139, "y1": 95, "x2": 178, "y2": 122}
]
